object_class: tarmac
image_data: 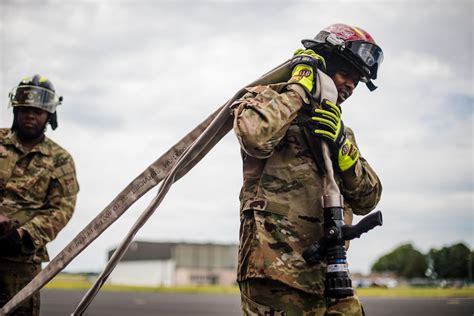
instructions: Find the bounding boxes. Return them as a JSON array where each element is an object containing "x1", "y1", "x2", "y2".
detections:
[{"x1": 39, "y1": 289, "x2": 474, "y2": 316}]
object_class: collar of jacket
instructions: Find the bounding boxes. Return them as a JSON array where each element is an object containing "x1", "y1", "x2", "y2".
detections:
[{"x1": 2, "y1": 130, "x2": 52, "y2": 156}]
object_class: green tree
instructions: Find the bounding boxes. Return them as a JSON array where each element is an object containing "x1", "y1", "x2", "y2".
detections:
[
  {"x1": 428, "y1": 243, "x2": 473, "y2": 279},
  {"x1": 371, "y1": 243, "x2": 428, "y2": 278}
]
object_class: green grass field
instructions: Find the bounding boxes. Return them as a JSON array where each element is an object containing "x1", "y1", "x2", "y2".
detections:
[{"x1": 45, "y1": 274, "x2": 474, "y2": 297}]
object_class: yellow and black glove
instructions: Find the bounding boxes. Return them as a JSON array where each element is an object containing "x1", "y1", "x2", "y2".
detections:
[
  {"x1": 288, "y1": 49, "x2": 326, "y2": 94},
  {"x1": 310, "y1": 99, "x2": 359, "y2": 171}
]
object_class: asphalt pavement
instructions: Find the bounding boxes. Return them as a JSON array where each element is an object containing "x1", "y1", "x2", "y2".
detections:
[{"x1": 38, "y1": 289, "x2": 474, "y2": 316}]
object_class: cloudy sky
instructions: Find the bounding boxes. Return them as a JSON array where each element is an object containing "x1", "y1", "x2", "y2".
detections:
[{"x1": 0, "y1": 0, "x2": 472, "y2": 276}]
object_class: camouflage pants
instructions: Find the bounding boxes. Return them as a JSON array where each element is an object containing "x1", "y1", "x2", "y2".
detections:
[
  {"x1": 239, "y1": 278, "x2": 364, "y2": 316},
  {"x1": 0, "y1": 259, "x2": 41, "y2": 316}
]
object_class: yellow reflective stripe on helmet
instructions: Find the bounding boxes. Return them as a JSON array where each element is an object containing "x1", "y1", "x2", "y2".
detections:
[
  {"x1": 351, "y1": 26, "x2": 365, "y2": 39},
  {"x1": 39, "y1": 76, "x2": 48, "y2": 83}
]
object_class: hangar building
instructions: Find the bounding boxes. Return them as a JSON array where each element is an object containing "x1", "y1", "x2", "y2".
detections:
[{"x1": 107, "y1": 241, "x2": 238, "y2": 287}]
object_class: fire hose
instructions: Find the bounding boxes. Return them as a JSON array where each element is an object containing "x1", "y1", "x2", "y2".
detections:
[{"x1": 1, "y1": 58, "x2": 381, "y2": 315}]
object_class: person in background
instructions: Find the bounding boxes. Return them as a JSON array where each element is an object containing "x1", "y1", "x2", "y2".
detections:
[{"x1": 0, "y1": 74, "x2": 79, "y2": 315}]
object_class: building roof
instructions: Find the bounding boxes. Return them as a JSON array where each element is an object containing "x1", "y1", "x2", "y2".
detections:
[
  {"x1": 108, "y1": 241, "x2": 174, "y2": 261},
  {"x1": 108, "y1": 241, "x2": 238, "y2": 269}
]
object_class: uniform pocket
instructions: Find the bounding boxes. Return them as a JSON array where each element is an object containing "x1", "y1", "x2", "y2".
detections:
[
  {"x1": 52, "y1": 162, "x2": 79, "y2": 196},
  {"x1": 13, "y1": 158, "x2": 53, "y2": 203}
]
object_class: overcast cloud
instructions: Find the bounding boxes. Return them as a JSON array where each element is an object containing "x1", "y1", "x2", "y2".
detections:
[{"x1": 0, "y1": 0, "x2": 472, "y2": 275}]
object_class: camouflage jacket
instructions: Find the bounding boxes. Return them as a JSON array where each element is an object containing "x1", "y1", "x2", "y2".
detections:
[
  {"x1": 0, "y1": 128, "x2": 79, "y2": 263},
  {"x1": 232, "y1": 83, "x2": 382, "y2": 295}
]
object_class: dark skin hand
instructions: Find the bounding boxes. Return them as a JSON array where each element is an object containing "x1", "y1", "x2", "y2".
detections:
[
  {"x1": 0, "y1": 214, "x2": 24, "y2": 239},
  {"x1": 0, "y1": 214, "x2": 12, "y2": 236}
]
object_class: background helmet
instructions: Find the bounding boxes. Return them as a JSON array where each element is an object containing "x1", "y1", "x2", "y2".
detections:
[
  {"x1": 8, "y1": 74, "x2": 62, "y2": 129},
  {"x1": 302, "y1": 23, "x2": 384, "y2": 91}
]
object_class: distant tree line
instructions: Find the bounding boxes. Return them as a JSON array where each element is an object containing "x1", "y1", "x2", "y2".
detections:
[{"x1": 371, "y1": 242, "x2": 473, "y2": 280}]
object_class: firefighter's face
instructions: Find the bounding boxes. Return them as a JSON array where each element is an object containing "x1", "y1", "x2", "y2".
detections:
[
  {"x1": 16, "y1": 107, "x2": 49, "y2": 140},
  {"x1": 332, "y1": 65, "x2": 360, "y2": 105}
]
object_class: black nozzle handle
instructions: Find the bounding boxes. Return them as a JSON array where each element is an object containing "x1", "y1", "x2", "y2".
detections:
[
  {"x1": 302, "y1": 237, "x2": 329, "y2": 265},
  {"x1": 342, "y1": 210, "x2": 383, "y2": 241}
]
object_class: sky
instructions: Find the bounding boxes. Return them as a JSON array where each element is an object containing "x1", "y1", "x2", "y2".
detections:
[{"x1": 0, "y1": 0, "x2": 472, "y2": 276}]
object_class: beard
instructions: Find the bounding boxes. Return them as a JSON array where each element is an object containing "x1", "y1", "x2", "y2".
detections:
[
  {"x1": 16, "y1": 124, "x2": 46, "y2": 141},
  {"x1": 12, "y1": 116, "x2": 47, "y2": 141}
]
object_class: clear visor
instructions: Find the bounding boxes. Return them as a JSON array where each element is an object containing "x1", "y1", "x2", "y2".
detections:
[
  {"x1": 8, "y1": 85, "x2": 61, "y2": 113},
  {"x1": 344, "y1": 41, "x2": 384, "y2": 78}
]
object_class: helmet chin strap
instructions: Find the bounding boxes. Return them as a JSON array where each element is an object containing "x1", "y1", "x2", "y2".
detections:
[
  {"x1": 49, "y1": 112, "x2": 58, "y2": 130},
  {"x1": 366, "y1": 80, "x2": 377, "y2": 91}
]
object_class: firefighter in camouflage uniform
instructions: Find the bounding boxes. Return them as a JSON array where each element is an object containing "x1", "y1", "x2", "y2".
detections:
[
  {"x1": 0, "y1": 75, "x2": 79, "y2": 316},
  {"x1": 232, "y1": 24, "x2": 384, "y2": 315}
]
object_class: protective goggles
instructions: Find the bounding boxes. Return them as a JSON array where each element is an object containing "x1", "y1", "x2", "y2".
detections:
[
  {"x1": 343, "y1": 41, "x2": 384, "y2": 80},
  {"x1": 8, "y1": 85, "x2": 62, "y2": 113}
]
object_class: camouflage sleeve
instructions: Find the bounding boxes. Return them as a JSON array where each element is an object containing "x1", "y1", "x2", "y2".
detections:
[
  {"x1": 339, "y1": 127, "x2": 382, "y2": 215},
  {"x1": 232, "y1": 83, "x2": 307, "y2": 159},
  {"x1": 21, "y1": 156, "x2": 79, "y2": 251}
]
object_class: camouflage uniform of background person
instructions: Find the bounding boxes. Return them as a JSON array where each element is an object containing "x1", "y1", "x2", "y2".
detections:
[
  {"x1": 232, "y1": 24, "x2": 384, "y2": 315},
  {"x1": 0, "y1": 75, "x2": 79, "y2": 316}
]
